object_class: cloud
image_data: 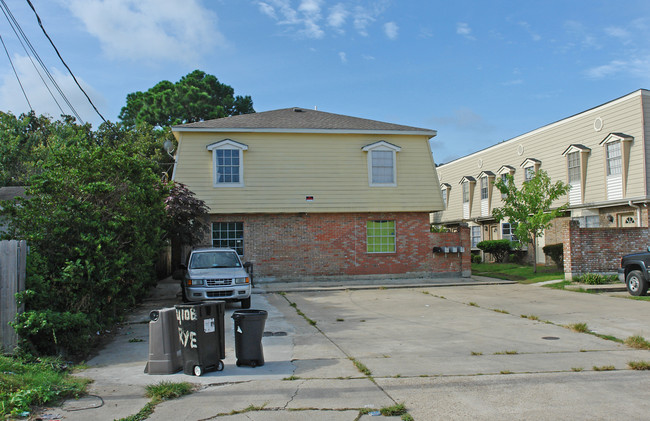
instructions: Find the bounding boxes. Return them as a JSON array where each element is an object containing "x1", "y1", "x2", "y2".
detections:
[
  {"x1": 586, "y1": 58, "x2": 650, "y2": 81},
  {"x1": 256, "y1": 0, "x2": 325, "y2": 38},
  {"x1": 0, "y1": 54, "x2": 107, "y2": 126},
  {"x1": 327, "y1": 3, "x2": 348, "y2": 32},
  {"x1": 383, "y1": 21, "x2": 398, "y2": 40},
  {"x1": 429, "y1": 108, "x2": 495, "y2": 133},
  {"x1": 63, "y1": 0, "x2": 222, "y2": 63},
  {"x1": 338, "y1": 51, "x2": 347, "y2": 63},
  {"x1": 563, "y1": 20, "x2": 600, "y2": 49},
  {"x1": 518, "y1": 21, "x2": 541, "y2": 41},
  {"x1": 456, "y1": 22, "x2": 475, "y2": 40}
]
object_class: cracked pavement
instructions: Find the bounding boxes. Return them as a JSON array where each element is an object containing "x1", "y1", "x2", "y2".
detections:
[{"x1": 46, "y1": 278, "x2": 650, "y2": 420}]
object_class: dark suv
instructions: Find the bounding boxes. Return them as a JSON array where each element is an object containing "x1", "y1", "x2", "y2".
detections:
[{"x1": 618, "y1": 249, "x2": 650, "y2": 296}]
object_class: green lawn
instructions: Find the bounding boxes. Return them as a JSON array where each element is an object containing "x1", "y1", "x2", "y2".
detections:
[{"x1": 472, "y1": 263, "x2": 564, "y2": 284}]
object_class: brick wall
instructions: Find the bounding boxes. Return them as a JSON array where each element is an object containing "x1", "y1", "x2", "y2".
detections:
[
  {"x1": 564, "y1": 215, "x2": 650, "y2": 279},
  {"x1": 208, "y1": 212, "x2": 470, "y2": 281}
]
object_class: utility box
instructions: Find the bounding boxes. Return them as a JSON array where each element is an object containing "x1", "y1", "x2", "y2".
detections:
[{"x1": 144, "y1": 307, "x2": 182, "y2": 375}]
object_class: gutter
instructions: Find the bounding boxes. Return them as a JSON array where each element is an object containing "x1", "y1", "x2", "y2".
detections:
[{"x1": 628, "y1": 200, "x2": 642, "y2": 227}]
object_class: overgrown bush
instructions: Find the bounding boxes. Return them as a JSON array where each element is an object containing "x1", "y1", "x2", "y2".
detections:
[
  {"x1": 1, "y1": 120, "x2": 171, "y2": 358},
  {"x1": 471, "y1": 254, "x2": 482, "y2": 264},
  {"x1": 574, "y1": 273, "x2": 618, "y2": 285},
  {"x1": 476, "y1": 240, "x2": 513, "y2": 263},
  {"x1": 543, "y1": 243, "x2": 563, "y2": 269}
]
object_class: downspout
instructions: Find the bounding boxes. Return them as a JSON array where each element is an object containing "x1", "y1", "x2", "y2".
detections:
[{"x1": 629, "y1": 201, "x2": 641, "y2": 227}]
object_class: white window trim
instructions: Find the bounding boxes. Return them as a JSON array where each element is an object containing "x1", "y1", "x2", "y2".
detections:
[
  {"x1": 440, "y1": 183, "x2": 451, "y2": 210},
  {"x1": 520, "y1": 158, "x2": 541, "y2": 182},
  {"x1": 206, "y1": 139, "x2": 248, "y2": 188},
  {"x1": 362, "y1": 141, "x2": 401, "y2": 187}
]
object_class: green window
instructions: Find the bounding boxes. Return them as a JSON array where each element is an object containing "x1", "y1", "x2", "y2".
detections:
[{"x1": 366, "y1": 220, "x2": 396, "y2": 253}]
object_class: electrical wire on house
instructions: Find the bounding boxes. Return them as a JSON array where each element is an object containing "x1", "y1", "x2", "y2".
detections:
[
  {"x1": 0, "y1": 33, "x2": 31, "y2": 110},
  {"x1": 25, "y1": 0, "x2": 106, "y2": 123},
  {"x1": 0, "y1": 0, "x2": 80, "y2": 121}
]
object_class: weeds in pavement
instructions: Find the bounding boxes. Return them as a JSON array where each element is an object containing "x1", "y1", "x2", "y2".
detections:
[
  {"x1": 349, "y1": 358, "x2": 372, "y2": 377},
  {"x1": 494, "y1": 350, "x2": 518, "y2": 355},
  {"x1": 128, "y1": 338, "x2": 145, "y2": 343},
  {"x1": 628, "y1": 361, "x2": 650, "y2": 370},
  {"x1": 468, "y1": 302, "x2": 478, "y2": 307},
  {"x1": 287, "y1": 300, "x2": 317, "y2": 326},
  {"x1": 571, "y1": 367, "x2": 583, "y2": 372},
  {"x1": 521, "y1": 314, "x2": 539, "y2": 321},
  {"x1": 592, "y1": 365, "x2": 615, "y2": 371},
  {"x1": 471, "y1": 351, "x2": 483, "y2": 356},
  {"x1": 336, "y1": 318, "x2": 345, "y2": 322},
  {"x1": 119, "y1": 381, "x2": 193, "y2": 421},
  {"x1": 625, "y1": 335, "x2": 650, "y2": 350},
  {"x1": 283, "y1": 375, "x2": 301, "y2": 381},
  {"x1": 567, "y1": 322, "x2": 589, "y2": 333},
  {"x1": 500, "y1": 370, "x2": 513, "y2": 374},
  {"x1": 492, "y1": 309, "x2": 509, "y2": 314}
]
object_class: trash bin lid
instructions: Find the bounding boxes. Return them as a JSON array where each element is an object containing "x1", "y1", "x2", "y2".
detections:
[{"x1": 232, "y1": 309, "x2": 267, "y2": 320}]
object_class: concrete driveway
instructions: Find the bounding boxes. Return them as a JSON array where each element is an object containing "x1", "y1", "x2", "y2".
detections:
[{"x1": 46, "y1": 279, "x2": 650, "y2": 420}]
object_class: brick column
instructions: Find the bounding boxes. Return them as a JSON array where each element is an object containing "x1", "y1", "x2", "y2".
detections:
[{"x1": 458, "y1": 224, "x2": 471, "y2": 277}]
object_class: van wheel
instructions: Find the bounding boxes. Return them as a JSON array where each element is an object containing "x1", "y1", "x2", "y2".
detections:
[
  {"x1": 626, "y1": 270, "x2": 648, "y2": 296},
  {"x1": 241, "y1": 297, "x2": 251, "y2": 309}
]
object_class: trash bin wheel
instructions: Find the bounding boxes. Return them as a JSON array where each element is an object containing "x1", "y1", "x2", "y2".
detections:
[
  {"x1": 250, "y1": 360, "x2": 257, "y2": 368},
  {"x1": 217, "y1": 360, "x2": 224, "y2": 371},
  {"x1": 236, "y1": 359, "x2": 242, "y2": 367},
  {"x1": 193, "y1": 365, "x2": 203, "y2": 376}
]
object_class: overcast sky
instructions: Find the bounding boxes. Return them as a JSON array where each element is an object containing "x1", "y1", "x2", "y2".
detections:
[{"x1": 1, "y1": 0, "x2": 649, "y2": 163}]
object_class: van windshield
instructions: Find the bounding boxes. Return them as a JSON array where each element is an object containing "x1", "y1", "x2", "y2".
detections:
[{"x1": 189, "y1": 251, "x2": 241, "y2": 269}]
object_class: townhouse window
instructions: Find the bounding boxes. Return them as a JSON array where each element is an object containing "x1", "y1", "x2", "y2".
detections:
[
  {"x1": 480, "y1": 177, "x2": 488, "y2": 200},
  {"x1": 462, "y1": 182, "x2": 469, "y2": 203},
  {"x1": 524, "y1": 166, "x2": 535, "y2": 182},
  {"x1": 212, "y1": 222, "x2": 244, "y2": 255},
  {"x1": 471, "y1": 226, "x2": 481, "y2": 248},
  {"x1": 441, "y1": 188, "x2": 447, "y2": 209},
  {"x1": 502, "y1": 222, "x2": 518, "y2": 242},
  {"x1": 567, "y1": 151, "x2": 580, "y2": 183},
  {"x1": 206, "y1": 139, "x2": 248, "y2": 187},
  {"x1": 362, "y1": 141, "x2": 401, "y2": 186},
  {"x1": 606, "y1": 141, "x2": 622, "y2": 176},
  {"x1": 500, "y1": 173, "x2": 509, "y2": 199},
  {"x1": 572, "y1": 216, "x2": 600, "y2": 228},
  {"x1": 367, "y1": 220, "x2": 396, "y2": 253}
]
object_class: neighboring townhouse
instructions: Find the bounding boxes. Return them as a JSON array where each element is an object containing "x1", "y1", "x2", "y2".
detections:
[
  {"x1": 433, "y1": 89, "x2": 650, "y2": 264},
  {"x1": 172, "y1": 107, "x2": 468, "y2": 281}
]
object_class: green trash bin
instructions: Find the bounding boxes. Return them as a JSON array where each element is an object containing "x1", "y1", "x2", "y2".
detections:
[
  {"x1": 232, "y1": 309, "x2": 267, "y2": 367},
  {"x1": 175, "y1": 301, "x2": 225, "y2": 376}
]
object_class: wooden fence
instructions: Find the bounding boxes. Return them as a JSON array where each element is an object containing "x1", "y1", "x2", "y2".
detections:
[{"x1": 0, "y1": 240, "x2": 26, "y2": 353}]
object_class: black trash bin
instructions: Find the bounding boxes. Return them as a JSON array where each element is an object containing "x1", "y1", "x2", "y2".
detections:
[
  {"x1": 175, "y1": 301, "x2": 225, "y2": 376},
  {"x1": 232, "y1": 309, "x2": 267, "y2": 367}
]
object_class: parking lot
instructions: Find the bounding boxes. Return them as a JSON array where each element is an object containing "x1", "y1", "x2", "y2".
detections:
[{"x1": 53, "y1": 279, "x2": 650, "y2": 420}]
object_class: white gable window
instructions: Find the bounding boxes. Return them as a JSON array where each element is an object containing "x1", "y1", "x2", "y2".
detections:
[
  {"x1": 497, "y1": 165, "x2": 515, "y2": 199},
  {"x1": 562, "y1": 144, "x2": 591, "y2": 206},
  {"x1": 520, "y1": 158, "x2": 541, "y2": 182},
  {"x1": 206, "y1": 139, "x2": 248, "y2": 187},
  {"x1": 600, "y1": 133, "x2": 633, "y2": 200},
  {"x1": 440, "y1": 183, "x2": 451, "y2": 210},
  {"x1": 362, "y1": 141, "x2": 401, "y2": 186}
]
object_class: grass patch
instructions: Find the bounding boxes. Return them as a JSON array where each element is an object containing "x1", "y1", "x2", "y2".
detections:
[
  {"x1": 625, "y1": 335, "x2": 650, "y2": 350},
  {"x1": 567, "y1": 322, "x2": 589, "y2": 333},
  {"x1": 593, "y1": 365, "x2": 615, "y2": 371},
  {"x1": 380, "y1": 403, "x2": 408, "y2": 416},
  {"x1": 0, "y1": 355, "x2": 89, "y2": 418},
  {"x1": 543, "y1": 280, "x2": 573, "y2": 290},
  {"x1": 468, "y1": 302, "x2": 478, "y2": 307},
  {"x1": 119, "y1": 381, "x2": 193, "y2": 421},
  {"x1": 623, "y1": 295, "x2": 650, "y2": 301},
  {"x1": 472, "y1": 263, "x2": 563, "y2": 283},
  {"x1": 571, "y1": 367, "x2": 583, "y2": 372},
  {"x1": 521, "y1": 314, "x2": 540, "y2": 321},
  {"x1": 349, "y1": 358, "x2": 372, "y2": 377},
  {"x1": 628, "y1": 360, "x2": 650, "y2": 370},
  {"x1": 282, "y1": 375, "x2": 301, "y2": 381}
]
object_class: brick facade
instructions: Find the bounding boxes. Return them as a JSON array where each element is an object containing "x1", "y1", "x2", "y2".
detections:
[
  {"x1": 564, "y1": 207, "x2": 650, "y2": 279},
  {"x1": 207, "y1": 212, "x2": 470, "y2": 281}
]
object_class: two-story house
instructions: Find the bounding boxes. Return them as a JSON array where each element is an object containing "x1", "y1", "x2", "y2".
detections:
[
  {"x1": 433, "y1": 89, "x2": 650, "y2": 264},
  {"x1": 171, "y1": 107, "x2": 464, "y2": 281}
]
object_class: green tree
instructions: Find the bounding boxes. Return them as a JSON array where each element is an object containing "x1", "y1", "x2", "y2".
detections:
[
  {"x1": 118, "y1": 70, "x2": 255, "y2": 128},
  {"x1": 1, "y1": 120, "x2": 171, "y2": 357},
  {"x1": 492, "y1": 170, "x2": 570, "y2": 272}
]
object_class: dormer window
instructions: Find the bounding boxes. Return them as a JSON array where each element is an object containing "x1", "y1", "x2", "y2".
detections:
[
  {"x1": 521, "y1": 158, "x2": 541, "y2": 182},
  {"x1": 440, "y1": 183, "x2": 451, "y2": 210},
  {"x1": 362, "y1": 141, "x2": 401, "y2": 186},
  {"x1": 600, "y1": 133, "x2": 633, "y2": 200},
  {"x1": 459, "y1": 176, "x2": 476, "y2": 219},
  {"x1": 562, "y1": 144, "x2": 591, "y2": 206},
  {"x1": 206, "y1": 139, "x2": 248, "y2": 187},
  {"x1": 497, "y1": 165, "x2": 515, "y2": 199}
]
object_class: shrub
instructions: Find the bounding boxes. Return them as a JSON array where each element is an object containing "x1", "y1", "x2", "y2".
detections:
[
  {"x1": 471, "y1": 254, "x2": 482, "y2": 264},
  {"x1": 574, "y1": 273, "x2": 617, "y2": 285},
  {"x1": 542, "y1": 243, "x2": 563, "y2": 269},
  {"x1": 476, "y1": 240, "x2": 513, "y2": 263}
]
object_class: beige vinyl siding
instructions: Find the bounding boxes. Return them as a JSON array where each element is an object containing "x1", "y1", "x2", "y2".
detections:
[
  {"x1": 643, "y1": 91, "x2": 650, "y2": 196},
  {"x1": 174, "y1": 132, "x2": 442, "y2": 213},
  {"x1": 437, "y1": 91, "x2": 646, "y2": 224}
]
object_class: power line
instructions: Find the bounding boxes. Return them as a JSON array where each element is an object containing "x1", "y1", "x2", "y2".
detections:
[
  {"x1": 25, "y1": 0, "x2": 106, "y2": 124},
  {"x1": 0, "y1": 33, "x2": 31, "y2": 110},
  {"x1": 0, "y1": 0, "x2": 81, "y2": 122}
]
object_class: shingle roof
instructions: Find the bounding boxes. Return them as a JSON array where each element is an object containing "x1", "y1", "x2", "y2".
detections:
[{"x1": 173, "y1": 107, "x2": 436, "y2": 136}]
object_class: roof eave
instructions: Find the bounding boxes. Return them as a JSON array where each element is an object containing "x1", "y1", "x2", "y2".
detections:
[{"x1": 172, "y1": 126, "x2": 437, "y2": 138}]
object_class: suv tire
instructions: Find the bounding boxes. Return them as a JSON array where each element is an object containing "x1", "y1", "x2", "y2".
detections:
[{"x1": 626, "y1": 270, "x2": 649, "y2": 296}]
